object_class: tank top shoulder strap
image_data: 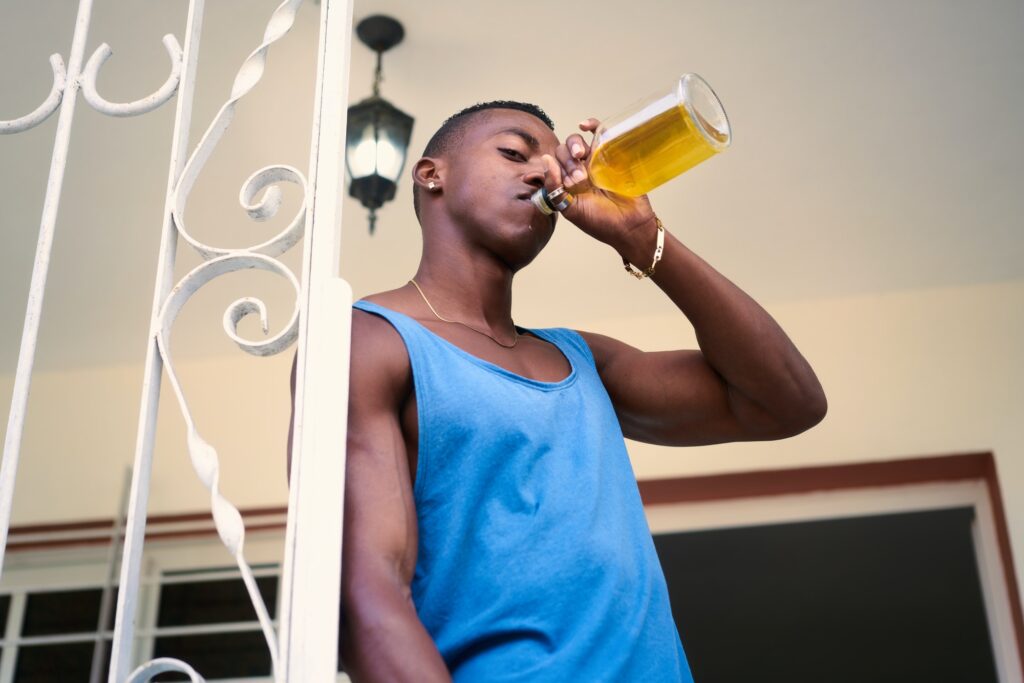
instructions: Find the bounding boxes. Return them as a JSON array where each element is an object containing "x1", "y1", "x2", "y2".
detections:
[
  {"x1": 353, "y1": 299, "x2": 417, "y2": 332},
  {"x1": 528, "y1": 326, "x2": 598, "y2": 372},
  {"x1": 352, "y1": 299, "x2": 449, "y2": 370}
]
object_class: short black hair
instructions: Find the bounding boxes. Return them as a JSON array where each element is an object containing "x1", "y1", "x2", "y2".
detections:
[{"x1": 412, "y1": 101, "x2": 555, "y2": 222}]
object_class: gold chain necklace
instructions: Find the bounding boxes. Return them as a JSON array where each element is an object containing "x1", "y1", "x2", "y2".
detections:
[{"x1": 409, "y1": 279, "x2": 519, "y2": 349}]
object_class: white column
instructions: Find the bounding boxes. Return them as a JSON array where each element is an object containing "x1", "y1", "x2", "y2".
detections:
[{"x1": 278, "y1": 0, "x2": 355, "y2": 680}]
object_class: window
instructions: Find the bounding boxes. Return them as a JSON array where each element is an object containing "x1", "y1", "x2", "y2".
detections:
[
  {"x1": 640, "y1": 455, "x2": 1023, "y2": 683},
  {"x1": 146, "y1": 565, "x2": 279, "y2": 683},
  {"x1": 0, "y1": 529, "x2": 351, "y2": 682},
  {"x1": 655, "y1": 507, "x2": 999, "y2": 682},
  {"x1": 0, "y1": 583, "x2": 115, "y2": 681}
]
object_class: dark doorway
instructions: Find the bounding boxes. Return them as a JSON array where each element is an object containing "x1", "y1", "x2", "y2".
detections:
[{"x1": 655, "y1": 507, "x2": 999, "y2": 683}]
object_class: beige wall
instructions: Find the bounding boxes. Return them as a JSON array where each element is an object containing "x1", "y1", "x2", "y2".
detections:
[
  {"x1": 599, "y1": 278, "x2": 1024, "y2": 606},
  {"x1": 2, "y1": 278, "x2": 1021, "y2": 604}
]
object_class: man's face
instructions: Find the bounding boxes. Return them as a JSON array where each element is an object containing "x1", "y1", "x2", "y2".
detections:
[{"x1": 440, "y1": 109, "x2": 561, "y2": 270}]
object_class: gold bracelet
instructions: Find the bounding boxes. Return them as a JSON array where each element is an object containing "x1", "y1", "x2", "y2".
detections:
[{"x1": 622, "y1": 218, "x2": 665, "y2": 279}]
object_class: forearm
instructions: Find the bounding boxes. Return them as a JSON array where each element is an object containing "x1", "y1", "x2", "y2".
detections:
[
  {"x1": 341, "y1": 586, "x2": 451, "y2": 683},
  {"x1": 619, "y1": 221, "x2": 826, "y2": 425}
]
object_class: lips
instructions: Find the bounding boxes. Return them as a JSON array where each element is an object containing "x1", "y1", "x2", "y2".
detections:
[{"x1": 514, "y1": 189, "x2": 554, "y2": 229}]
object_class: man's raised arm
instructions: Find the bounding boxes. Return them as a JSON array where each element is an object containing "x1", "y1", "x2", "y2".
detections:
[
  {"x1": 541, "y1": 120, "x2": 826, "y2": 448},
  {"x1": 581, "y1": 225, "x2": 827, "y2": 447}
]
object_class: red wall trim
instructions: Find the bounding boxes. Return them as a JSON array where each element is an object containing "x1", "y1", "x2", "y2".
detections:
[
  {"x1": 637, "y1": 452, "x2": 993, "y2": 504},
  {"x1": 5, "y1": 508, "x2": 286, "y2": 552}
]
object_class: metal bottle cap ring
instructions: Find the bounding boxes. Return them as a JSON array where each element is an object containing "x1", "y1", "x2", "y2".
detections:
[{"x1": 530, "y1": 186, "x2": 575, "y2": 215}]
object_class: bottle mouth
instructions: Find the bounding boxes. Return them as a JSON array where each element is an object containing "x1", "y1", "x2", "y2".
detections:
[{"x1": 681, "y1": 73, "x2": 731, "y2": 151}]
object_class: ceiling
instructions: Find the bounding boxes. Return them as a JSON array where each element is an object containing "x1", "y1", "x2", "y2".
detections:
[{"x1": 1, "y1": 0, "x2": 1022, "y2": 372}]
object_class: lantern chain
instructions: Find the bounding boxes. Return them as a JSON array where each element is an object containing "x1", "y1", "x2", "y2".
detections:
[{"x1": 372, "y1": 50, "x2": 383, "y2": 97}]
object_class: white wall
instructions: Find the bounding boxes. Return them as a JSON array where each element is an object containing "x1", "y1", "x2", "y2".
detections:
[{"x1": 2, "y1": 278, "x2": 1022, "y2": 607}]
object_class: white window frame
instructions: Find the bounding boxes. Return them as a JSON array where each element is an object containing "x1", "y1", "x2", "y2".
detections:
[
  {"x1": 0, "y1": 529, "x2": 350, "y2": 682},
  {"x1": 0, "y1": 545, "x2": 112, "y2": 683}
]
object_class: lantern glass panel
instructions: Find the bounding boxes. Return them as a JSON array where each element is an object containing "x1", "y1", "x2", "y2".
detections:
[
  {"x1": 374, "y1": 127, "x2": 406, "y2": 181},
  {"x1": 347, "y1": 123, "x2": 378, "y2": 179},
  {"x1": 346, "y1": 99, "x2": 413, "y2": 183}
]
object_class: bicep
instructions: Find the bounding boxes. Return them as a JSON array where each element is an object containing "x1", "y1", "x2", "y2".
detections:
[
  {"x1": 342, "y1": 314, "x2": 418, "y2": 598},
  {"x1": 341, "y1": 313, "x2": 450, "y2": 679},
  {"x1": 344, "y1": 395, "x2": 418, "y2": 590},
  {"x1": 579, "y1": 331, "x2": 784, "y2": 446}
]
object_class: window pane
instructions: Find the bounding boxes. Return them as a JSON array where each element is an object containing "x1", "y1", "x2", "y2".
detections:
[
  {"x1": 152, "y1": 631, "x2": 271, "y2": 680},
  {"x1": 0, "y1": 594, "x2": 10, "y2": 629},
  {"x1": 654, "y1": 507, "x2": 998, "y2": 683},
  {"x1": 157, "y1": 576, "x2": 277, "y2": 627},
  {"x1": 14, "y1": 642, "x2": 107, "y2": 682},
  {"x1": 22, "y1": 588, "x2": 102, "y2": 636},
  {"x1": 103, "y1": 587, "x2": 119, "y2": 630}
]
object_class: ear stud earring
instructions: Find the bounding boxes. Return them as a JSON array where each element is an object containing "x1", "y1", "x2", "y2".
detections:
[{"x1": 428, "y1": 181, "x2": 437, "y2": 191}]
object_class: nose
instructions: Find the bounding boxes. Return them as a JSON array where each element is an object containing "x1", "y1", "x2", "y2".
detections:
[{"x1": 523, "y1": 163, "x2": 545, "y2": 189}]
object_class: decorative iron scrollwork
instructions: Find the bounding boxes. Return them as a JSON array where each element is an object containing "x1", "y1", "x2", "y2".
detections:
[
  {"x1": 81, "y1": 34, "x2": 183, "y2": 117},
  {"x1": 132, "y1": 1, "x2": 307, "y2": 679},
  {"x1": 0, "y1": 54, "x2": 67, "y2": 134}
]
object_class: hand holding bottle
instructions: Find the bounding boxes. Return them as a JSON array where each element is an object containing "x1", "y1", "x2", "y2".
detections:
[
  {"x1": 534, "y1": 73, "x2": 731, "y2": 260},
  {"x1": 539, "y1": 119, "x2": 659, "y2": 258}
]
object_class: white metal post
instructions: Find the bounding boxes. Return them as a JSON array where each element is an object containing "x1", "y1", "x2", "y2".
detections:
[
  {"x1": 278, "y1": 0, "x2": 355, "y2": 680},
  {"x1": 108, "y1": 1, "x2": 206, "y2": 679},
  {"x1": 0, "y1": 0, "x2": 96, "y2": 577},
  {"x1": 90, "y1": 468, "x2": 132, "y2": 683}
]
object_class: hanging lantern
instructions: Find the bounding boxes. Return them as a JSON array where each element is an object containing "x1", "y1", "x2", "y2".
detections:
[{"x1": 345, "y1": 15, "x2": 414, "y2": 234}]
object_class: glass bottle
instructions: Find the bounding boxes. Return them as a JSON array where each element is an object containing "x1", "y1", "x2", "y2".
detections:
[{"x1": 539, "y1": 73, "x2": 731, "y2": 208}]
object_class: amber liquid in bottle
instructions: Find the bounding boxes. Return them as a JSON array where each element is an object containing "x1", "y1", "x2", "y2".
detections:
[{"x1": 588, "y1": 93, "x2": 728, "y2": 197}]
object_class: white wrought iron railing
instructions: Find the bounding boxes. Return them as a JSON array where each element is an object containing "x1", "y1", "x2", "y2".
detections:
[{"x1": 0, "y1": 0, "x2": 354, "y2": 680}]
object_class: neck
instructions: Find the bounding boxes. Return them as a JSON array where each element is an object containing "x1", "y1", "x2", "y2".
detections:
[{"x1": 412, "y1": 234, "x2": 515, "y2": 331}]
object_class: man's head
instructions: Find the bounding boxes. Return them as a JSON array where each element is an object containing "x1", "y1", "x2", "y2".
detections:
[
  {"x1": 411, "y1": 102, "x2": 565, "y2": 272},
  {"x1": 412, "y1": 101, "x2": 555, "y2": 221},
  {"x1": 410, "y1": 102, "x2": 560, "y2": 271}
]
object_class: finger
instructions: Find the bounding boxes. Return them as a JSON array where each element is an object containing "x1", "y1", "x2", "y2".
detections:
[
  {"x1": 554, "y1": 144, "x2": 588, "y2": 191},
  {"x1": 564, "y1": 134, "x2": 592, "y2": 190},
  {"x1": 541, "y1": 154, "x2": 563, "y2": 191},
  {"x1": 565, "y1": 133, "x2": 591, "y2": 161},
  {"x1": 552, "y1": 143, "x2": 585, "y2": 180},
  {"x1": 578, "y1": 117, "x2": 600, "y2": 133}
]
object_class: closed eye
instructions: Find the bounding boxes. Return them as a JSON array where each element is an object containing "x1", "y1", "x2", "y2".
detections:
[{"x1": 499, "y1": 148, "x2": 527, "y2": 162}]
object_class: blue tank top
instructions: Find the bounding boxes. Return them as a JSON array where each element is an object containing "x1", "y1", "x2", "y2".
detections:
[{"x1": 354, "y1": 300, "x2": 693, "y2": 682}]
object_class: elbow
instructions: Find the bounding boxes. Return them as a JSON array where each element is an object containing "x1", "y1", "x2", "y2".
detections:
[
  {"x1": 340, "y1": 564, "x2": 413, "y2": 635},
  {"x1": 339, "y1": 572, "x2": 395, "y2": 672},
  {"x1": 802, "y1": 387, "x2": 829, "y2": 430},
  {"x1": 781, "y1": 383, "x2": 828, "y2": 437},
  {"x1": 756, "y1": 373, "x2": 828, "y2": 440}
]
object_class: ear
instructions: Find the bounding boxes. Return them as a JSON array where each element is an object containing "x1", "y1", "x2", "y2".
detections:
[{"x1": 412, "y1": 157, "x2": 444, "y2": 192}]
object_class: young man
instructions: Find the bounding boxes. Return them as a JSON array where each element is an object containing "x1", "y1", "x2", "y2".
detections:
[{"x1": 309, "y1": 101, "x2": 826, "y2": 681}]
